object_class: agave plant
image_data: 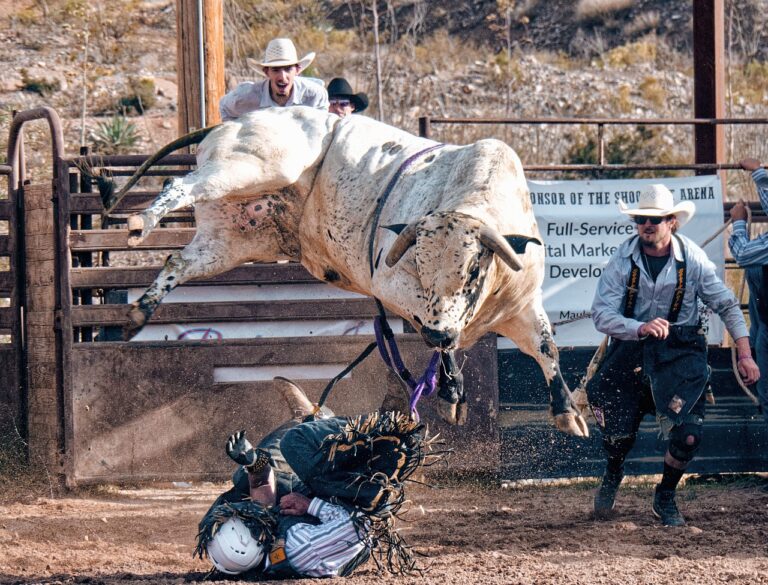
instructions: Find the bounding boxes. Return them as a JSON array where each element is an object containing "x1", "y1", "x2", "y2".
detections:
[{"x1": 89, "y1": 116, "x2": 140, "y2": 155}]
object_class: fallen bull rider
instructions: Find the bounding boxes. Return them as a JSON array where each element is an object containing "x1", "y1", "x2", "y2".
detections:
[{"x1": 195, "y1": 377, "x2": 442, "y2": 578}]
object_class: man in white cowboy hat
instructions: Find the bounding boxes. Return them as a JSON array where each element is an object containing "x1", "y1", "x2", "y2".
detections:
[
  {"x1": 729, "y1": 157, "x2": 768, "y2": 425},
  {"x1": 219, "y1": 38, "x2": 329, "y2": 121},
  {"x1": 587, "y1": 183, "x2": 759, "y2": 526}
]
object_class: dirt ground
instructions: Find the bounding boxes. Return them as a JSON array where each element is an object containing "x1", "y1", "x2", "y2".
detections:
[{"x1": 1, "y1": 475, "x2": 767, "y2": 585}]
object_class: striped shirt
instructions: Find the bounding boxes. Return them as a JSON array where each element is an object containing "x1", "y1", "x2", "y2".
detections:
[
  {"x1": 281, "y1": 498, "x2": 368, "y2": 577},
  {"x1": 729, "y1": 168, "x2": 768, "y2": 266}
]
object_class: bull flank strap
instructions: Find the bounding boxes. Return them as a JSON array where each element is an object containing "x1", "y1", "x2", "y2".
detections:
[{"x1": 367, "y1": 142, "x2": 445, "y2": 277}]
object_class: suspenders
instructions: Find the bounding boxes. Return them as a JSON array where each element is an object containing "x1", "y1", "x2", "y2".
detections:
[{"x1": 623, "y1": 235, "x2": 687, "y2": 323}]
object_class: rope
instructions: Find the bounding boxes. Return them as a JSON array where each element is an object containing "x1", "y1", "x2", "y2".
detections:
[
  {"x1": 373, "y1": 313, "x2": 440, "y2": 420},
  {"x1": 313, "y1": 144, "x2": 444, "y2": 417},
  {"x1": 363, "y1": 145, "x2": 444, "y2": 419}
]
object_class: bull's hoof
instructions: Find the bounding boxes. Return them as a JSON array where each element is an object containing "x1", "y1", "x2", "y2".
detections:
[
  {"x1": 127, "y1": 215, "x2": 148, "y2": 247},
  {"x1": 436, "y1": 398, "x2": 458, "y2": 425},
  {"x1": 570, "y1": 387, "x2": 591, "y2": 418},
  {"x1": 554, "y1": 412, "x2": 590, "y2": 437},
  {"x1": 456, "y1": 401, "x2": 468, "y2": 426},
  {"x1": 122, "y1": 305, "x2": 147, "y2": 341},
  {"x1": 127, "y1": 214, "x2": 145, "y2": 232}
]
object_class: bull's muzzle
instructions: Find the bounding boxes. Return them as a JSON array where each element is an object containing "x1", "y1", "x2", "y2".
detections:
[{"x1": 420, "y1": 326, "x2": 459, "y2": 349}]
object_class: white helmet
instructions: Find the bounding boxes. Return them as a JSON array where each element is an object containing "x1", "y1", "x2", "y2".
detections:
[{"x1": 206, "y1": 517, "x2": 265, "y2": 574}]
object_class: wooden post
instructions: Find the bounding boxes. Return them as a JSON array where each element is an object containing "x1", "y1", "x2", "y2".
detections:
[
  {"x1": 23, "y1": 183, "x2": 61, "y2": 472},
  {"x1": 693, "y1": 0, "x2": 726, "y2": 176},
  {"x1": 176, "y1": 0, "x2": 225, "y2": 135}
]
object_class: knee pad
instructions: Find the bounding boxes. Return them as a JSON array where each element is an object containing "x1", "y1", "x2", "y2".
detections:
[
  {"x1": 668, "y1": 414, "x2": 704, "y2": 462},
  {"x1": 603, "y1": 434, "x2": 636, "y2": 460}
]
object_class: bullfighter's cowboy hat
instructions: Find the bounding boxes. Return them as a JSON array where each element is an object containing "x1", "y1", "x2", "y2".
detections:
[
  {"x1": 327, "y1": 77, "x2": 369, "y2": 113},
  {"x1": 256, "y1": 38, "x2": 315, "y2": 70},
  {"x1": 618, "y1": 183, "x2": 695, "y2": 227}
]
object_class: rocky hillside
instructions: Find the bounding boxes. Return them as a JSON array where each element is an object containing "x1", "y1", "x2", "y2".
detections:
[{"x1": 1, "y1": 0, "x2": 767, "y2": 185}]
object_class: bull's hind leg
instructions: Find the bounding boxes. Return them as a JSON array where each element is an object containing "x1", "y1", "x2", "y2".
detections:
[
  {"x1": 123, "y1": 232, "x2": 245, "y2": 340},
  {"x1": 127, "y1": 161, "x2": 271, "y2": 247},
  {"x1": 494, "y1": 297, "x2": 589, "y2": 437},
  {"x1": 126, "y1": 176, "x2": 194, "y2": 246}
]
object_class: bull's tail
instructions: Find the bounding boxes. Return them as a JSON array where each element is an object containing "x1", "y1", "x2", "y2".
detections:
[{"x1": 99, "y1": 125, "x2": 218, "y2": 216}]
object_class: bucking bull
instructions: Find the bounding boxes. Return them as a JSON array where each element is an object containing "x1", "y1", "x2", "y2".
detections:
[{"x1": 96, "y1": 106, "x2": 587, "y2": 436}]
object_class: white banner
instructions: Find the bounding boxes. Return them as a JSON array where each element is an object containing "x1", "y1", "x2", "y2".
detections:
[{"x1": 520, "y1": 175, "x2": 725, "y2": 348}]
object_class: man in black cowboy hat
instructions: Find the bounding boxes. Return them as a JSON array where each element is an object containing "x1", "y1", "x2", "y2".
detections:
[{"x1": 327, "y1": 77, "x2": 369, "y2": 118}]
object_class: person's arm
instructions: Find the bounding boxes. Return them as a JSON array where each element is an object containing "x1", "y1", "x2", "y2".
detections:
[
  {"x1": 694, "y1": 249, "x2": 759, "y2": 383},
  {"x1": 739, "y1": 158, "x2": 768, "y2": 211},
  {"x1": 281, "y1": 494, "x2": 367, "y2": 578},
  {"x1": 219, "y1": 82, "x2": 259, "y2": 121},
  {"x1": 226, "y1": 431, "x2": 276, "y2": 506},
  {"x1": 729, "y1": 161, "x2": 768, "y2": 266},
  {"x1": 591, "y1": 252, "x2": 646, "y2": 340}
]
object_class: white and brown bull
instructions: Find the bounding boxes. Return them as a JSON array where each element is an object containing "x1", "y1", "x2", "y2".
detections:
[{"x1": 97, "y1": 107, "x2": 588, "y2": 436}]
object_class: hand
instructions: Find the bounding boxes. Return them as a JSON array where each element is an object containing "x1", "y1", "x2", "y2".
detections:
[
  {"x1": 738, "y1": 356, "x2": 760, "y2": 385},
  {"x1": 739, "y1": 158, "x2": 762, "y2": 172},
  {"x1": 638, "y1": 318, "x2": 670, "y2": 339},
  {"x1": 730, "y1": 200, "x2": 748, "y2": 222},
  {"x1": 279, "y1": 492, "x2": 311, "y2": 516},
  {"x1": 226, "y1": 430, "x2": 257, "y2": 467}
]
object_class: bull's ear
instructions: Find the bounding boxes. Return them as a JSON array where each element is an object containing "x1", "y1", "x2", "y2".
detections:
[
  {"x1": 382, "y1": 224, "x2": 408, "y2": 234},
  {"x1": 504, "y1": 235, "x2": 543, "y2": 254}
]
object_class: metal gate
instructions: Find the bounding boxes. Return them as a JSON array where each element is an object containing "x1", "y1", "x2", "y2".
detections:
[{"x1": 0, "y1": 158, "x2": 22, "y2": 445}]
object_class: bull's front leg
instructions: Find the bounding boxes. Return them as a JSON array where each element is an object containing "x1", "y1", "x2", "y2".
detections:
[
  {"x1": 124, "y1": 251, "x2": 186, "y2": 339},
  {"x1": 495, "y1": 299, "x2": 589, "y2": 437}
]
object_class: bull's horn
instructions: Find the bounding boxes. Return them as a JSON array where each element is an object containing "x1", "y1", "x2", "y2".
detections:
[
  {"x1": 479, "y1": 226, "x2": 523, "y2": 272},
  {"x1": 385, "y1": 222, "x2": 419, "y2": 267},
  {"x1": 101, "y1": 125, "x2": 218, "y2": 216}
]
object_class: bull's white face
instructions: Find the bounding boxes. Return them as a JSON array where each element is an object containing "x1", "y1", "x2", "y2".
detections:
[{"x1": 391, "y1": 212, "x2": 497, "y2": 349}]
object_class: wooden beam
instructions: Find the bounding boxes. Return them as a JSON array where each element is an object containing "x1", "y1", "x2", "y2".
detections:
[
  {"x1": 0, "y1": 306, "x2": 13, "y2": 329},
  {"x1": 0, "y1": 272, "x2": 13, "y2": 294},
  {"x1": 69, "y1": 228, "x2": 196, "y2": 251},
  {"x1": 176, "y1": 0, "x2": 225, "y2": 136},
  {"x1": 693, "y1": 0, "x2": 726, "y2": 174},
  {"x1": 70, "y1": 263, "x2": 318, "y2": 288},
  {"x1": 69, "y1": 192, "x2": 189, "y2": 215},
  {"x1": 70, "y1": 299, "x2": 383, "y2": 327}
]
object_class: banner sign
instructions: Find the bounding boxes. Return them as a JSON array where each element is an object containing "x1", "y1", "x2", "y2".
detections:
[{"x1": 522, "y1": 175, "x2": 725, "y2": 348}]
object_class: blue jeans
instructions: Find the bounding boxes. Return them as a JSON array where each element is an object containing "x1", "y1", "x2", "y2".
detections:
[{"x1": 746, "y1": 267, "x2": 768, "y2": 423}]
